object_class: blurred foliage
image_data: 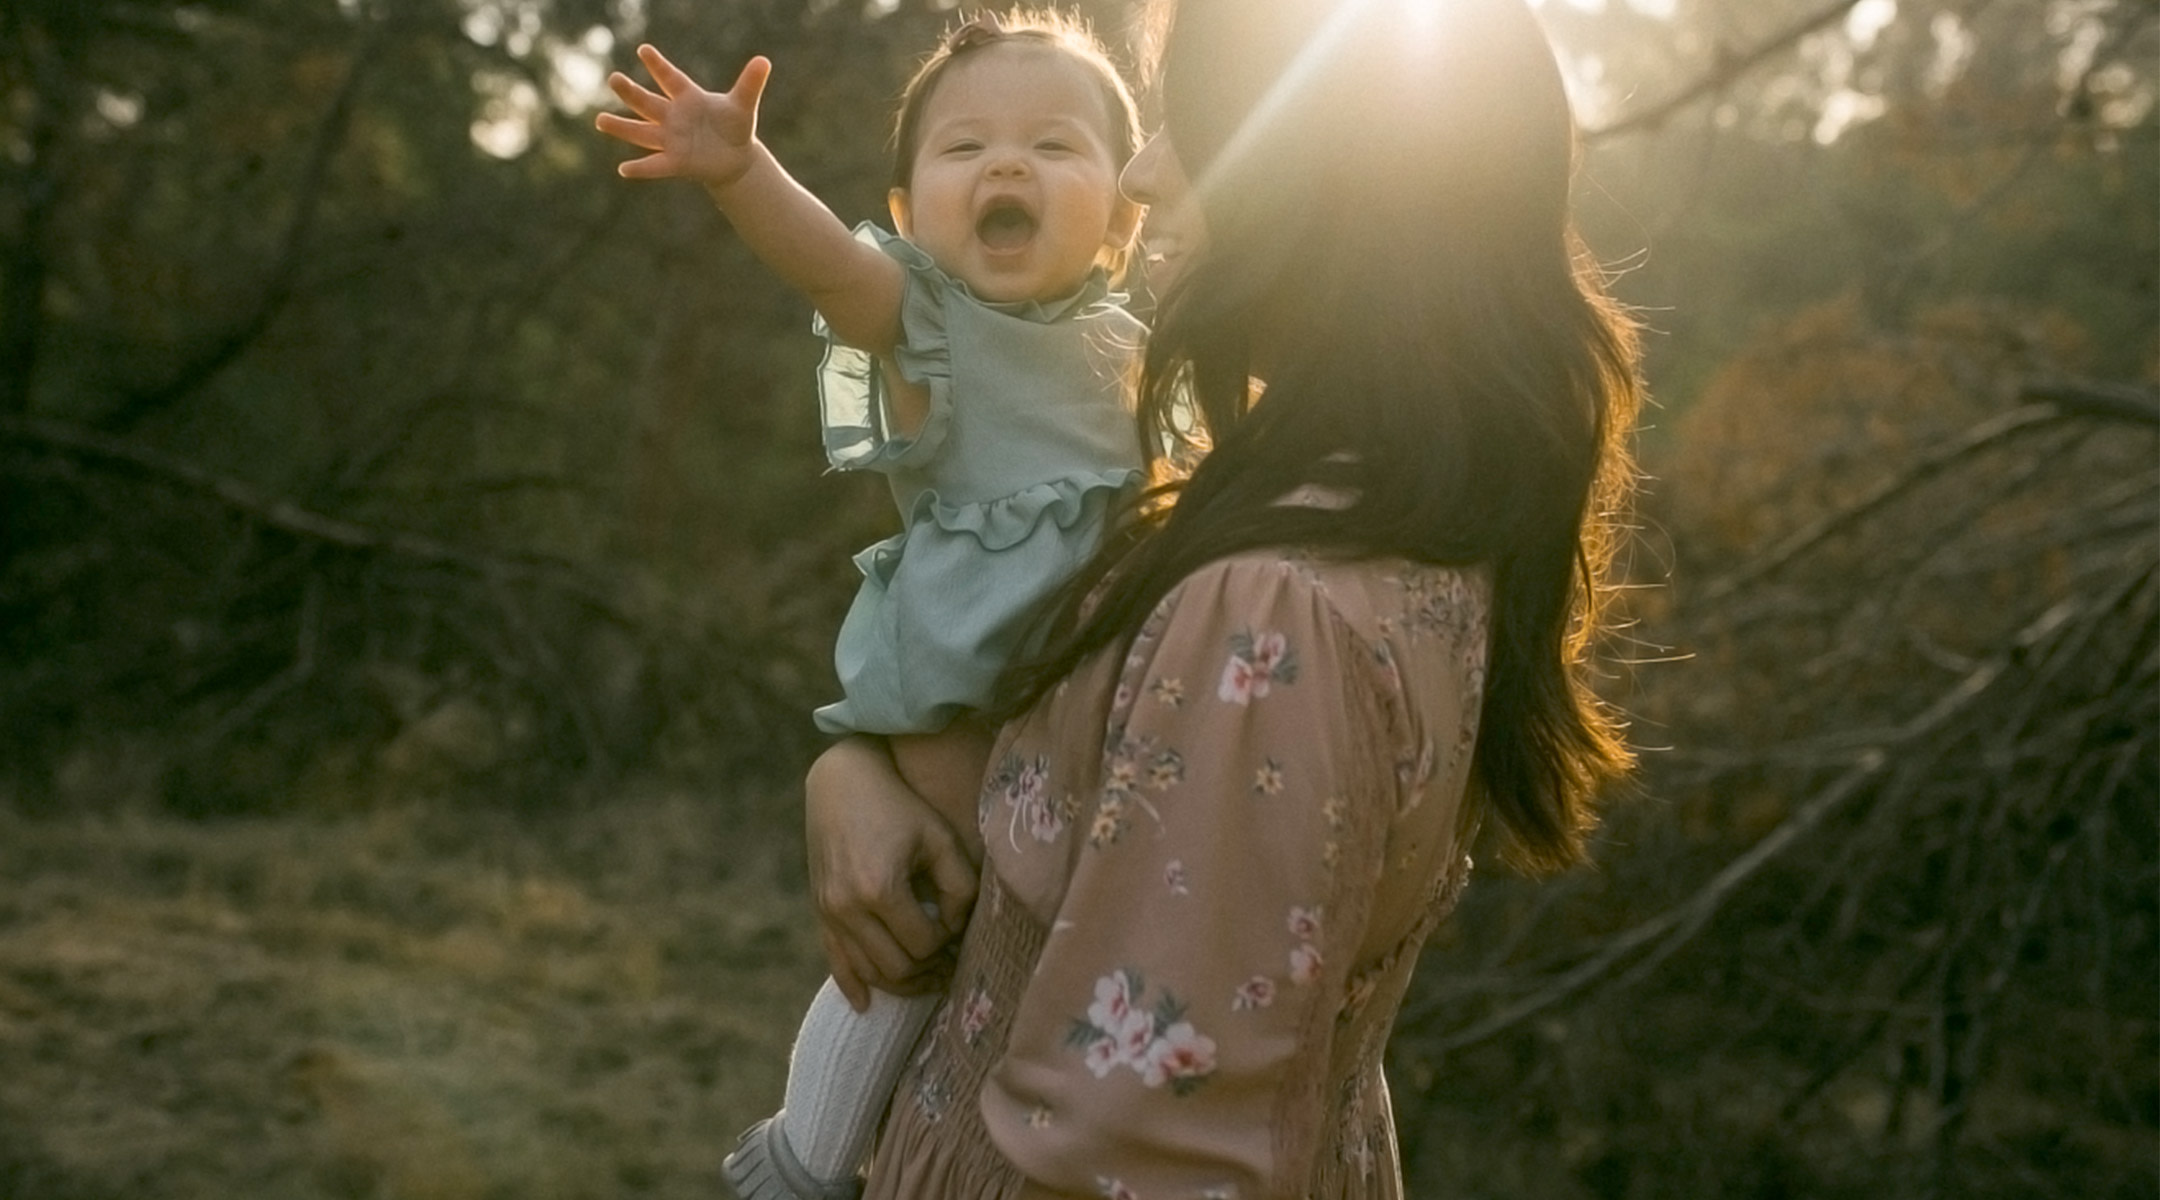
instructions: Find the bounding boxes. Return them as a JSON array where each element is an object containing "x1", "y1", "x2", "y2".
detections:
[
  {"x1": 0, "y1": 0, "x2": 2154, "y2": 1195},
  {"x1": 1390, "y1": 3, "x2": 2158, "y2": 1195}
]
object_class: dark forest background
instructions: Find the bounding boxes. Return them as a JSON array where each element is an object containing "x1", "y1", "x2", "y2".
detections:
[{"x1": 0, "y1": 0, "x2": 2153, "y2": 1196}]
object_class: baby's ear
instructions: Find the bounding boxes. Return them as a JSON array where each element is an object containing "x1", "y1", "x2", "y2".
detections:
[{"x1": 887, "y1": 189, "x2": 914, "y2": 238}]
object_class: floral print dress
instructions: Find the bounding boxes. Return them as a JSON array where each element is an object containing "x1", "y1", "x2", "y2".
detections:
[{"x1": 863, "y1": 550, "x2": 1490, "y2": 1200}]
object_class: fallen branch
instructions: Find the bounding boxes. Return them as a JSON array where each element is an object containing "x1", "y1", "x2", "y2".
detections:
[
  {"x1": 1411, "y1": 596, "x2": 2079, "y2": 1054},
  {"x1": 2019, "y1": 376, "x2": 2160, "y2": 427},
  {"x1": 1698, "y1": 404, "x2": 2068, "y2": 603}
]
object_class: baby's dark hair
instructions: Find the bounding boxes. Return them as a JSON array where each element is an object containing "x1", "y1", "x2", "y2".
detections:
[{"x1": 888, "y1": 8, "x2": 1144, "y2": 193}]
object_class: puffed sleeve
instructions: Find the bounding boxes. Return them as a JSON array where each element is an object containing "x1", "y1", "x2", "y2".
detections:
[
  {"x1": 981, "y1": 558, "x2": 1410, "y2": 1199},
  {"x1": 813, "y1": 223, "x2": 953, "y2": 472}
]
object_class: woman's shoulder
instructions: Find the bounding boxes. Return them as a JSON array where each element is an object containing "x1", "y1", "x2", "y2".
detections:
[{"x1": 1152, "y1": 550, "x2": 1490, "y2": 649}]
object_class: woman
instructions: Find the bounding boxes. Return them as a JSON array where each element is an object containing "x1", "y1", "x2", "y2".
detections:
[{"x1": 799, "y1": 0, "x2": 1643, "y2": 1194}]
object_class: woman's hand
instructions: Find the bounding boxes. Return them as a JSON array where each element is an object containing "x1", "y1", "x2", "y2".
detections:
[
  {"x1": 806, "y1": 737, "x2": 981, "y2": 1010},
  {"x1": 597, "y1": 45, "x2": 770, "y2": 189}
]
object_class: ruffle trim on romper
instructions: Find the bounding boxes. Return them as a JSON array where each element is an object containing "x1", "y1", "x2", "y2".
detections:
[
  {"x1": 814, "y1": 224, "x2": 1117, "y2": 475},
  {"x1": 909, "y1": 467, "x2": 1141, "y2": 555},
  {"x1": 814, "y1": 468, "x2": 1140, "y2": 737}
]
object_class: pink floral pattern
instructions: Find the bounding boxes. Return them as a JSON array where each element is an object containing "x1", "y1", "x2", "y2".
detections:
[
  {"x1": 867, "y1": 555, "x2": 1493, "y2": 1199},
  {"x1": 1233, "y1": 976, "x2": 1277, "y2": 1011},
  {"x1": 959, "y1": 986, "x2": 995, "y2": 1046},
  {"x1": 1289, "y1": 943, "x2": 1324, "y2": 987},
  {"x1": 1066, "y1": 969, "x2": 1219, "y2": 1096},
  {"x1": 987, "y1": 752, "x2": 1072, "y2": 847},
  {"x1": 1089, "y1": 734, "x2": 1184, "y2": 850},
  {"x1": 1216, "y1": 629, "x2": 1300, "y2": 703}
]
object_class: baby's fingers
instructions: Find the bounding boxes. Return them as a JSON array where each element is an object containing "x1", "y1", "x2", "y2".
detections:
[
  {"x1": 635, "y1": 43, "x2": 703, "y2": 99},
  {"x1": 593, "y1": 111, "x2": 663, "y2": 152},
  {"x1": 613, "y1": 152, "x2": 678, "y2": 181},
  {"x1": 728, "y1": 55, "x2": 772, "y2": 112},
  {"x1": 605, "y1": 70, "x2": 668, "y2": 122}
]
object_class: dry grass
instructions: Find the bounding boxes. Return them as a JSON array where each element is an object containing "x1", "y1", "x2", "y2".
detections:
[{"x1": 0, "y1": 789, "x2": 828, "y2": 1199}]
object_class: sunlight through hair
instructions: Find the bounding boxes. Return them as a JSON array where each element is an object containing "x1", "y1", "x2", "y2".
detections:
[
  {"x1": 1189, "y1": 0, "x2": 1364, "y2": 205},
  {"x1": 1402, "y1": 0, "x2": 1448, "y2": 39},
  {"x1": 1190, "y1": 0, "x2": 1460, "y2": 207}
]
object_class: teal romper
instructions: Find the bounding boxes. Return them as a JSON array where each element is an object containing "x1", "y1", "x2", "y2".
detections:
[{"x1": 812, "y1": 225, "x2": 1145, "y2": 737}]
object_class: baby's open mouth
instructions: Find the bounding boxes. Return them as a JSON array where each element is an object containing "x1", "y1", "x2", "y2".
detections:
[{"x1": 976, "y1": 202, "x2": 1037, "y2": 252}]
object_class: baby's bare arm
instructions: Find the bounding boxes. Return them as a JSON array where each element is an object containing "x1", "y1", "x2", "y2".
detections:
[{"x1": 597, "y1": 46, "x2": 902, "y2": 354}]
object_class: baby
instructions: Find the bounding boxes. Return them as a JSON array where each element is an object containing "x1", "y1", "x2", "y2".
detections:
[{"x1": 598, "y1": 12, "x2": 1145, "y2": 1198}]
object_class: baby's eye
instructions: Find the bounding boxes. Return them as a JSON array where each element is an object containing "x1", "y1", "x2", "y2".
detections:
[
  {"x1": 1036, "y1": 139, "x2": 1074, "y2": 153},
  {"x1": 944, "y1": 140, "x2": 983, "y2": 155}
]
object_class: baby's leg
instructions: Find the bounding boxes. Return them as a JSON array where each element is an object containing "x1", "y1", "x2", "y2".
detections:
[
  {"x1": 723, "y1": 724, "x2": 993, "y2": 1198},
  {"x1": 725, "y1": 982, "x2": 938, "y2": 1198},
  {"x1": 888, "y1": 719, "x2": 995, "y2": 867}
]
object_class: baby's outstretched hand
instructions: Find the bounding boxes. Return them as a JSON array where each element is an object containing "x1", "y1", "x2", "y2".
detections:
[{"x1": 596, "y1": 45, "x2": 770, "y2": 188}]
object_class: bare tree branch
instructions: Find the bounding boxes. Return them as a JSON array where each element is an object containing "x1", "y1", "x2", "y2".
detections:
[
  {"x1": 1697, "y1": 385, "x2": 2156, "y2": 607},
  {"x1": 1415, "y1": 750, "x2": 1888, "y2": 1052},
  {"x1": 105, "y1": 29, "x2": 381, "y2": 429},
  {"x1": 2019, "y1": 377, "x2": 2160, "y2": 426},
  {"x1": 1698, "y1": 404, "x2": 2069, "y2": 603},
  {"x1": 2, "y1": 413, "x2": 593, "y2": 575},
  {"x1": 2, "y1": 412, "x2": 818, "y2": 725},
  {"x1": 1584, "y1": 0, "x2": 1866, "y2": 143},
  {"x1": 1410, "y1": 594, "x2": 2081, "y2": 1054}
]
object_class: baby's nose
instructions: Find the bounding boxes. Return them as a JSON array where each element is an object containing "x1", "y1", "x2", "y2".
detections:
[{"x1": 986, "y1": 150, "x2": 1031, "y2": 177}]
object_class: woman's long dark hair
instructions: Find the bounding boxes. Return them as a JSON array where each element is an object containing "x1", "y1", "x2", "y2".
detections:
[{"x1": 997, "y1": 0, "x2": 1644, "y2": 876}]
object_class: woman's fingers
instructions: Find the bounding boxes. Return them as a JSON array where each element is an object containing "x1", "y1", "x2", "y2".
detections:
[
  {"x1": 822, "y1": 930, "x2": 873, "y2": 1012},
  {"x1": 832, "y1": 900, "x2": 924, "y2": 987},
  {"x1": 815, "y1": 850, "x2": 947, "y2": 983},
  {"x1": 802, "y1": 736, "x2": 979, "y2": 995},
  {"x1": 877, "y1": 888, "x2": 947, "y2": 965},
  {"x1": 880, "y1": 947, "x2": 957, "y2": 997},
  {"x1": 918, "y1": 824, "x2": 980, "y2": 939},
  {"x1": 824, "y1": 931, "x2": 952, "y2": 1014}
]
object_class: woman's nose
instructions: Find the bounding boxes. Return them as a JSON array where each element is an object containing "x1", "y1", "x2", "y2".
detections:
[{"x1": 1120, "y1": 136, "x2": 1162, "y2": 204}]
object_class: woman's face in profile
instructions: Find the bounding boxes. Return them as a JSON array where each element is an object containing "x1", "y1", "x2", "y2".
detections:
[{"x1": 1120, "y1": 132, "x2": 1206, "y2": 296}]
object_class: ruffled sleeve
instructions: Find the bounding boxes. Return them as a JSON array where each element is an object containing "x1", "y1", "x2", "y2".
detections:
[
  {"x1": 814, "y1": 223, "x2": 954, "y2": 472},
  {"x1": 980, "y1": 558, "x2": 1411, "y2": 1199}
]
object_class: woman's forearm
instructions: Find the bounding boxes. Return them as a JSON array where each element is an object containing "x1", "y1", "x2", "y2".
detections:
[{"x1": 804, "y1": 735, "x2": 978, "y2": 1005}]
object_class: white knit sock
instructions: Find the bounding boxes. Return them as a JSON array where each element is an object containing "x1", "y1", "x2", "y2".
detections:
[{"x1": 775, "y1": 980, "x2": 941, "y2": 1182}]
